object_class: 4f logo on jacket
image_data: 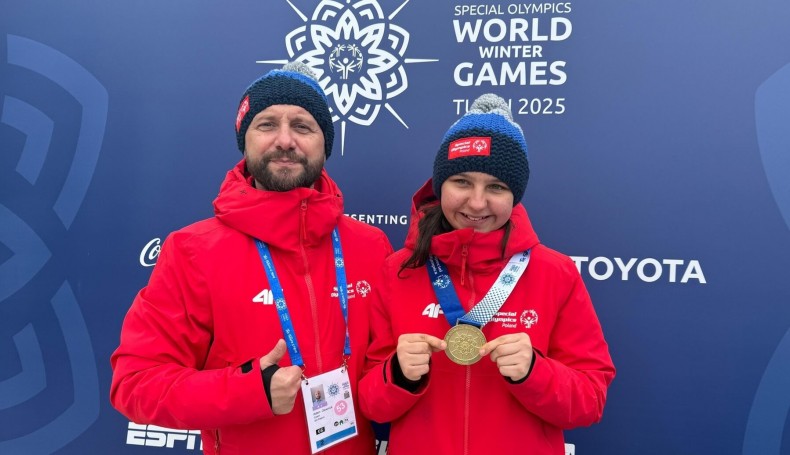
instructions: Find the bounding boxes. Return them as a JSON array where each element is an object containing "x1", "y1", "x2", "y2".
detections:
[
  {"x1": 253, "y1": 289, "x2": 274, "y2": 305},
  {"x1": 422, "y1": 303, "x2": 444, "y2": 318}
]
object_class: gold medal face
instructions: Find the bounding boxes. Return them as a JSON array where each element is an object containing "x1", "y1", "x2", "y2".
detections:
[{"x1": 444, "y1": 324, "x2": 486, "y2": 365}]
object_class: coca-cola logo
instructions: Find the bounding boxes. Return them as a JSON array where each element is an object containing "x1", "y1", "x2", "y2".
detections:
[{"x1": 139, "y1": 238, "x2": 161, "y2": 267}]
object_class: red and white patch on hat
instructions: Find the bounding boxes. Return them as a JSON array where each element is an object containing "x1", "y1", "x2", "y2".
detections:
[
  {"x1": 235, "y1": 96, "x2": 250, "y2": 132},
  {"x1": 448, "y1": 136, "x2": 491, "y2": 160}
]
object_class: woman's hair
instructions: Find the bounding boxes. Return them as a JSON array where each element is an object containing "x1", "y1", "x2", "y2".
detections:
[{"x1": 398, "y1": 203, "x2": 511, "y2": 276}]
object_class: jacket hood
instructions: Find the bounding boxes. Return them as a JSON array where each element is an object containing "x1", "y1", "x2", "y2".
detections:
[
  {"x1": 213, "y1": 159, "x2": 344, "y2": 250},
  {"x1": 404, "y1": 179, "x2": 540, "y2": 273}
]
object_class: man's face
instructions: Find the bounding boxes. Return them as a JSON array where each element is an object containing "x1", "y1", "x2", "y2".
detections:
[{"x1": 244, "y1": 104, "x2": 325, "y2": 191}]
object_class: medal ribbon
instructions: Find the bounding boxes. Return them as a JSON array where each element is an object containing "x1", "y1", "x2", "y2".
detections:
[
  {"x1": 427, "y1": 250, "x2": 530, "y2": 328},
  {"x1": 255, "y1": 228, "x2": 351, "y2": 368}
]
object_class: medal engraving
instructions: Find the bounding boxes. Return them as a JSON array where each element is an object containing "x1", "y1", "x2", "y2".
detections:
[{"x1": 444, "y1": 324, "x2": 486, "y2": 365}]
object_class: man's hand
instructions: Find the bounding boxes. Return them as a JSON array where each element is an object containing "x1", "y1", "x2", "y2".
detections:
[
  {"x1": 479, "y1": 333, "x2": 534, "y2": 382},
  {"x1": 396, "y1": 334, "x2": 447, "y2": 381},
  {"x1": 259, "y1": 339, "x2": 302, "y2": 415}
]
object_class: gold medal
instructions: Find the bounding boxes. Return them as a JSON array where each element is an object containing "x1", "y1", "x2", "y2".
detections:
[{"x1": 444, "y1": 324, "x2": 486, "y2": 365}]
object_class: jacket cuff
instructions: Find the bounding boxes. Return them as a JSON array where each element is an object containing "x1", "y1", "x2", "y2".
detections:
[
  {"x1": 505, "y1": 348, "x2": 538, "y2": 385},
  {"x1": 261, "y1": 364, "x2": 281, "y2": 408},
  {"x1": 390, "y1": 353, "x2": 426, "y2": 393}
]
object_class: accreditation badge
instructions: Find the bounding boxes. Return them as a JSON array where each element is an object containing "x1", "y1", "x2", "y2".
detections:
[{"x1": 300, "y1": 366, "x2": 358, "y2": 453}]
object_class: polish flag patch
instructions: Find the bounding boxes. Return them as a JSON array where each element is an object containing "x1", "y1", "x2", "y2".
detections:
[
  {"x1": 448, "y1": 136, "x2": 491, "y2": 159},
  {"x1": 236, "y1": 96, "x2": 250, "y2": 132}
]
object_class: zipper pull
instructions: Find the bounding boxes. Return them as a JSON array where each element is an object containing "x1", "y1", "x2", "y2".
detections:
[
  {"x1": 460, "y1": 244, "x2": 468, "y2": 286},
  {"x1": 300, "y1": 200, "x2": 308, "y2": 241}
]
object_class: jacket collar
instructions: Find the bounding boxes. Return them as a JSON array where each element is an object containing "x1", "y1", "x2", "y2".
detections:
[
  {"x1": 213, "y1": 159, "x2": 344, "y2": 251},
  {"x1": 405, "y1": 179, "x2": 540, "y2": 274}
]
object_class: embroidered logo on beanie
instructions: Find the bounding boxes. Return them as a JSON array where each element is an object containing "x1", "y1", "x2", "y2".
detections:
[
  {"x1": 235, "y1": 96, "x2": 250, "y2": 132},
  {"x1": 448, "y1": 136, "x2": 491, "y2": 159}
]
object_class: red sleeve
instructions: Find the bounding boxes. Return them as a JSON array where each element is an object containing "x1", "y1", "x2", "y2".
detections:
[
  {"x1": 109, "y1": 232, "x2": 272, "y2": 429},
  {"x1": 358, "y1": 263, "x2": 427, "y2": 423},
  {"x1": 507, "y1": 271, "x2": 615, "y2": 429}
]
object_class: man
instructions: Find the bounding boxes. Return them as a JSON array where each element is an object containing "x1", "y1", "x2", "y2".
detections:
[{"x1": 111, "y1": 62, "x2": 392, "y2": 455}]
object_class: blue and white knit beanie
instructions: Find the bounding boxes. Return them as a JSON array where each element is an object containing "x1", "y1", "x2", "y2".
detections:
[
  {"x1": 432, "y1": 93, "x2": 529, "y2": 205},
  {"x1": 235, "y1": 61, "x2": 334, "y2": 158}
]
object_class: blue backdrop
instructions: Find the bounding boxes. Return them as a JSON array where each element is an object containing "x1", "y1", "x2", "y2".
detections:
[{"x1": 2, "y1": 1, "x2": 790, "y2": 454}]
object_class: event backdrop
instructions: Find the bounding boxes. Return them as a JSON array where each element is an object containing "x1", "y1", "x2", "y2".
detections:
[{"x1": 2, "y1": 1, "x2": 790, "y2": 454}]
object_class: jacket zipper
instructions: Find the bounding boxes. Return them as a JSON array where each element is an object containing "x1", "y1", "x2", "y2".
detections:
[
  {"x1": 300, "y1": 199, "x2": 323, "y2": 372},
  {"x1": 463, "y1": 271, "x2": 475, "y2": 455},
  {"x1": 463, "y1": 366, "x2": 471, "y2": 455},
  {"x1": 460, "y1": 244, "x2": 469, "y2": 286},
  {"x1": 214, "y1": 429, "x2": 220, "y2": 454},
  {"x1": 300, "y1": 200, "x2": 308, "y2": 242}
]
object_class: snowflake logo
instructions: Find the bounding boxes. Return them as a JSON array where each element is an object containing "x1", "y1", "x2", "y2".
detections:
[
  {"x1": 275, "y1": 298, "x2": 287, "y2": 310},
  {"x1": 433, "y1": 274, "x2": 451, "y2": 289},
  {"x1": 335, "y1": 257, "x2": 345, "y2": 268},
  {"x1": 327, "y1": 383, "x2": 341, "y2": 397},
  {"x1": 500, "y1": 273, "x2": 516, "y2": 286},
  {"x1": 520, "y1": 310, "x2": 539, "y2": 329},
  {"x1": 257, "y1": 0, "x2": 438, "y2": 155}
]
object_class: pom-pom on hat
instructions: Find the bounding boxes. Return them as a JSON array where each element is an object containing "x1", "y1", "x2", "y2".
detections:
[
  {"x1": 235, "y1": 61, "x2": 334, "y2": 158},
  {"x1": 432, "y1": 94, "x2": 529, "y2": 205}
]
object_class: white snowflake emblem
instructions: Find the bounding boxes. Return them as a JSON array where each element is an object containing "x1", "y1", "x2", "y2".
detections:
[
  {"x1": 275, "y1": 298, "x2": 287, "y2": 310},
  {"x1": 433, "y1": 274, "x2": 451, "y2": 289},
  {"x1": 335, "y1": 257, "x2": 345, "y2": 268},
  {"x1": 257, "y1": 0, "x2": 438, "y2": 155},
  {"x1": 356, "y1": 280, "x2": 371, "y2": 297},
  {"x1": 520, "y1": 310, "x2": 539, "y2": 329}
]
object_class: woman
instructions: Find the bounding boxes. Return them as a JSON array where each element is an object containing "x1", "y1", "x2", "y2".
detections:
[{"x1": 359, "y1": 94, "x2": 615, "y2": 454}]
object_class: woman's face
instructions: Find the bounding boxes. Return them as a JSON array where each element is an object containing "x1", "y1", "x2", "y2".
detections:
[{"x1": 440, "y1": 172, "x2": 514, "y2": 233}]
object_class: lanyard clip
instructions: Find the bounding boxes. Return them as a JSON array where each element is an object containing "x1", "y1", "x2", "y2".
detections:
[{"x1": 341, "y1": 356, "x2": 350, "y2": 373}]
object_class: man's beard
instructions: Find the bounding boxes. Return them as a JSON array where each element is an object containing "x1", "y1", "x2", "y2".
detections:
[{"x1": 247, "y1": 149, "x2": 324, "y2": 192}]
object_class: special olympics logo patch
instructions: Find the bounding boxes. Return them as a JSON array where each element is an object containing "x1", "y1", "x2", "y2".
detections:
[
  {"x1": 520, "y1": 310, "x2": 539, "y2": 329},
  {"x1": 355, "y1": 280, "x2": 371, "y2": 297},
  {"x1": 257, "y1": 0, "x2": 438, "y2": 155},
  {"x1": 472, "y1": 139, "x2": 488, "y2": 153}
]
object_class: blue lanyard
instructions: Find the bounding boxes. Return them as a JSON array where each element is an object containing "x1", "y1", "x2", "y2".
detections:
[
  {"x1": 254, "y1": 228, "x2": 351, "y2": 368},
  {"x1": 426, "y1": 255, "x2": 474, "y2": 327},
  {"x1": 426, "y1": 250, "x2": 531, "y2": 328}
]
